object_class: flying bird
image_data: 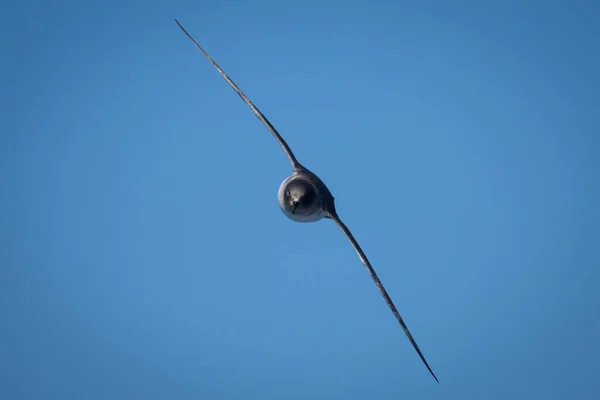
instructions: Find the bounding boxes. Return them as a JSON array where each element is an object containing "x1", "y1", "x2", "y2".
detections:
[{"x1": 175, "y1": 19, "x2": 439, "y2": 383}]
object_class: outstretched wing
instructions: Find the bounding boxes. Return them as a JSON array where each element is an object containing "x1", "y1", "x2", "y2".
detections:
[
  {"x1": 329, "y1": 213, "x2": 439, "y2": 383},
  {"x1": 175, "y1": 19, "x2": 302, "y2": 171}
]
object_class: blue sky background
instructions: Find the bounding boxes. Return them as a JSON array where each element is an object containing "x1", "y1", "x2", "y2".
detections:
[{"x1": 2, "y1": 0, "x2": 599, "y2": 399}]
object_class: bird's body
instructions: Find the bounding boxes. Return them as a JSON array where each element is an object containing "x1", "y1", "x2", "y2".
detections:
[
  {"x1": 175, "y1": 19, "x2": 439, "y2": 383},
  {"x1": 278, "y1": 167, "x2": 335, "y2": 223}
]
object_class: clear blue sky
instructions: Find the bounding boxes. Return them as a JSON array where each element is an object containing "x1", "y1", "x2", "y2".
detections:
[{"x1": 2, "y1": 0, "x2": 599, "y2": 399}]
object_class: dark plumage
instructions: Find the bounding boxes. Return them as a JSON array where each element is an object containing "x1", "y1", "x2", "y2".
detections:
[{"x1": 175, "y1": 19, "x2": 439, "y2": 383}]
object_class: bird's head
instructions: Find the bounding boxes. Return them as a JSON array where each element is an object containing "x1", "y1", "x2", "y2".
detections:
[{"x1": 278, "y1": 173, "x2": 326, "y2": 223}]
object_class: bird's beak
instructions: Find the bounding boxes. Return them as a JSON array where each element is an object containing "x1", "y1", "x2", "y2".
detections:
[{"x1": 291, "y1": 201, "x2": 299, "y2": 214}]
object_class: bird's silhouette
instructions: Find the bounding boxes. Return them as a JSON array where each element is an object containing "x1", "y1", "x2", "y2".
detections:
[{"x1": 175, "y1": 19, "x2": 439, "y2": 383}]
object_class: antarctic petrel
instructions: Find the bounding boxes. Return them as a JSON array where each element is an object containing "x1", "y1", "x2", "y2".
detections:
[{"x1": 175, "y1": 19, "x2": 439, "y2": 383}]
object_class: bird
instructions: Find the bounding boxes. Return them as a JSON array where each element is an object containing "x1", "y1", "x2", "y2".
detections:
[{"x1": 175, "y1": 19, "x2": 439, "y2": 383}]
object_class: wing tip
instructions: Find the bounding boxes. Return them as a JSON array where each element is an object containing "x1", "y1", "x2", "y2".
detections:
[{"x1": 425, "y1": 364, "x2": 439, "y2": 383}]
